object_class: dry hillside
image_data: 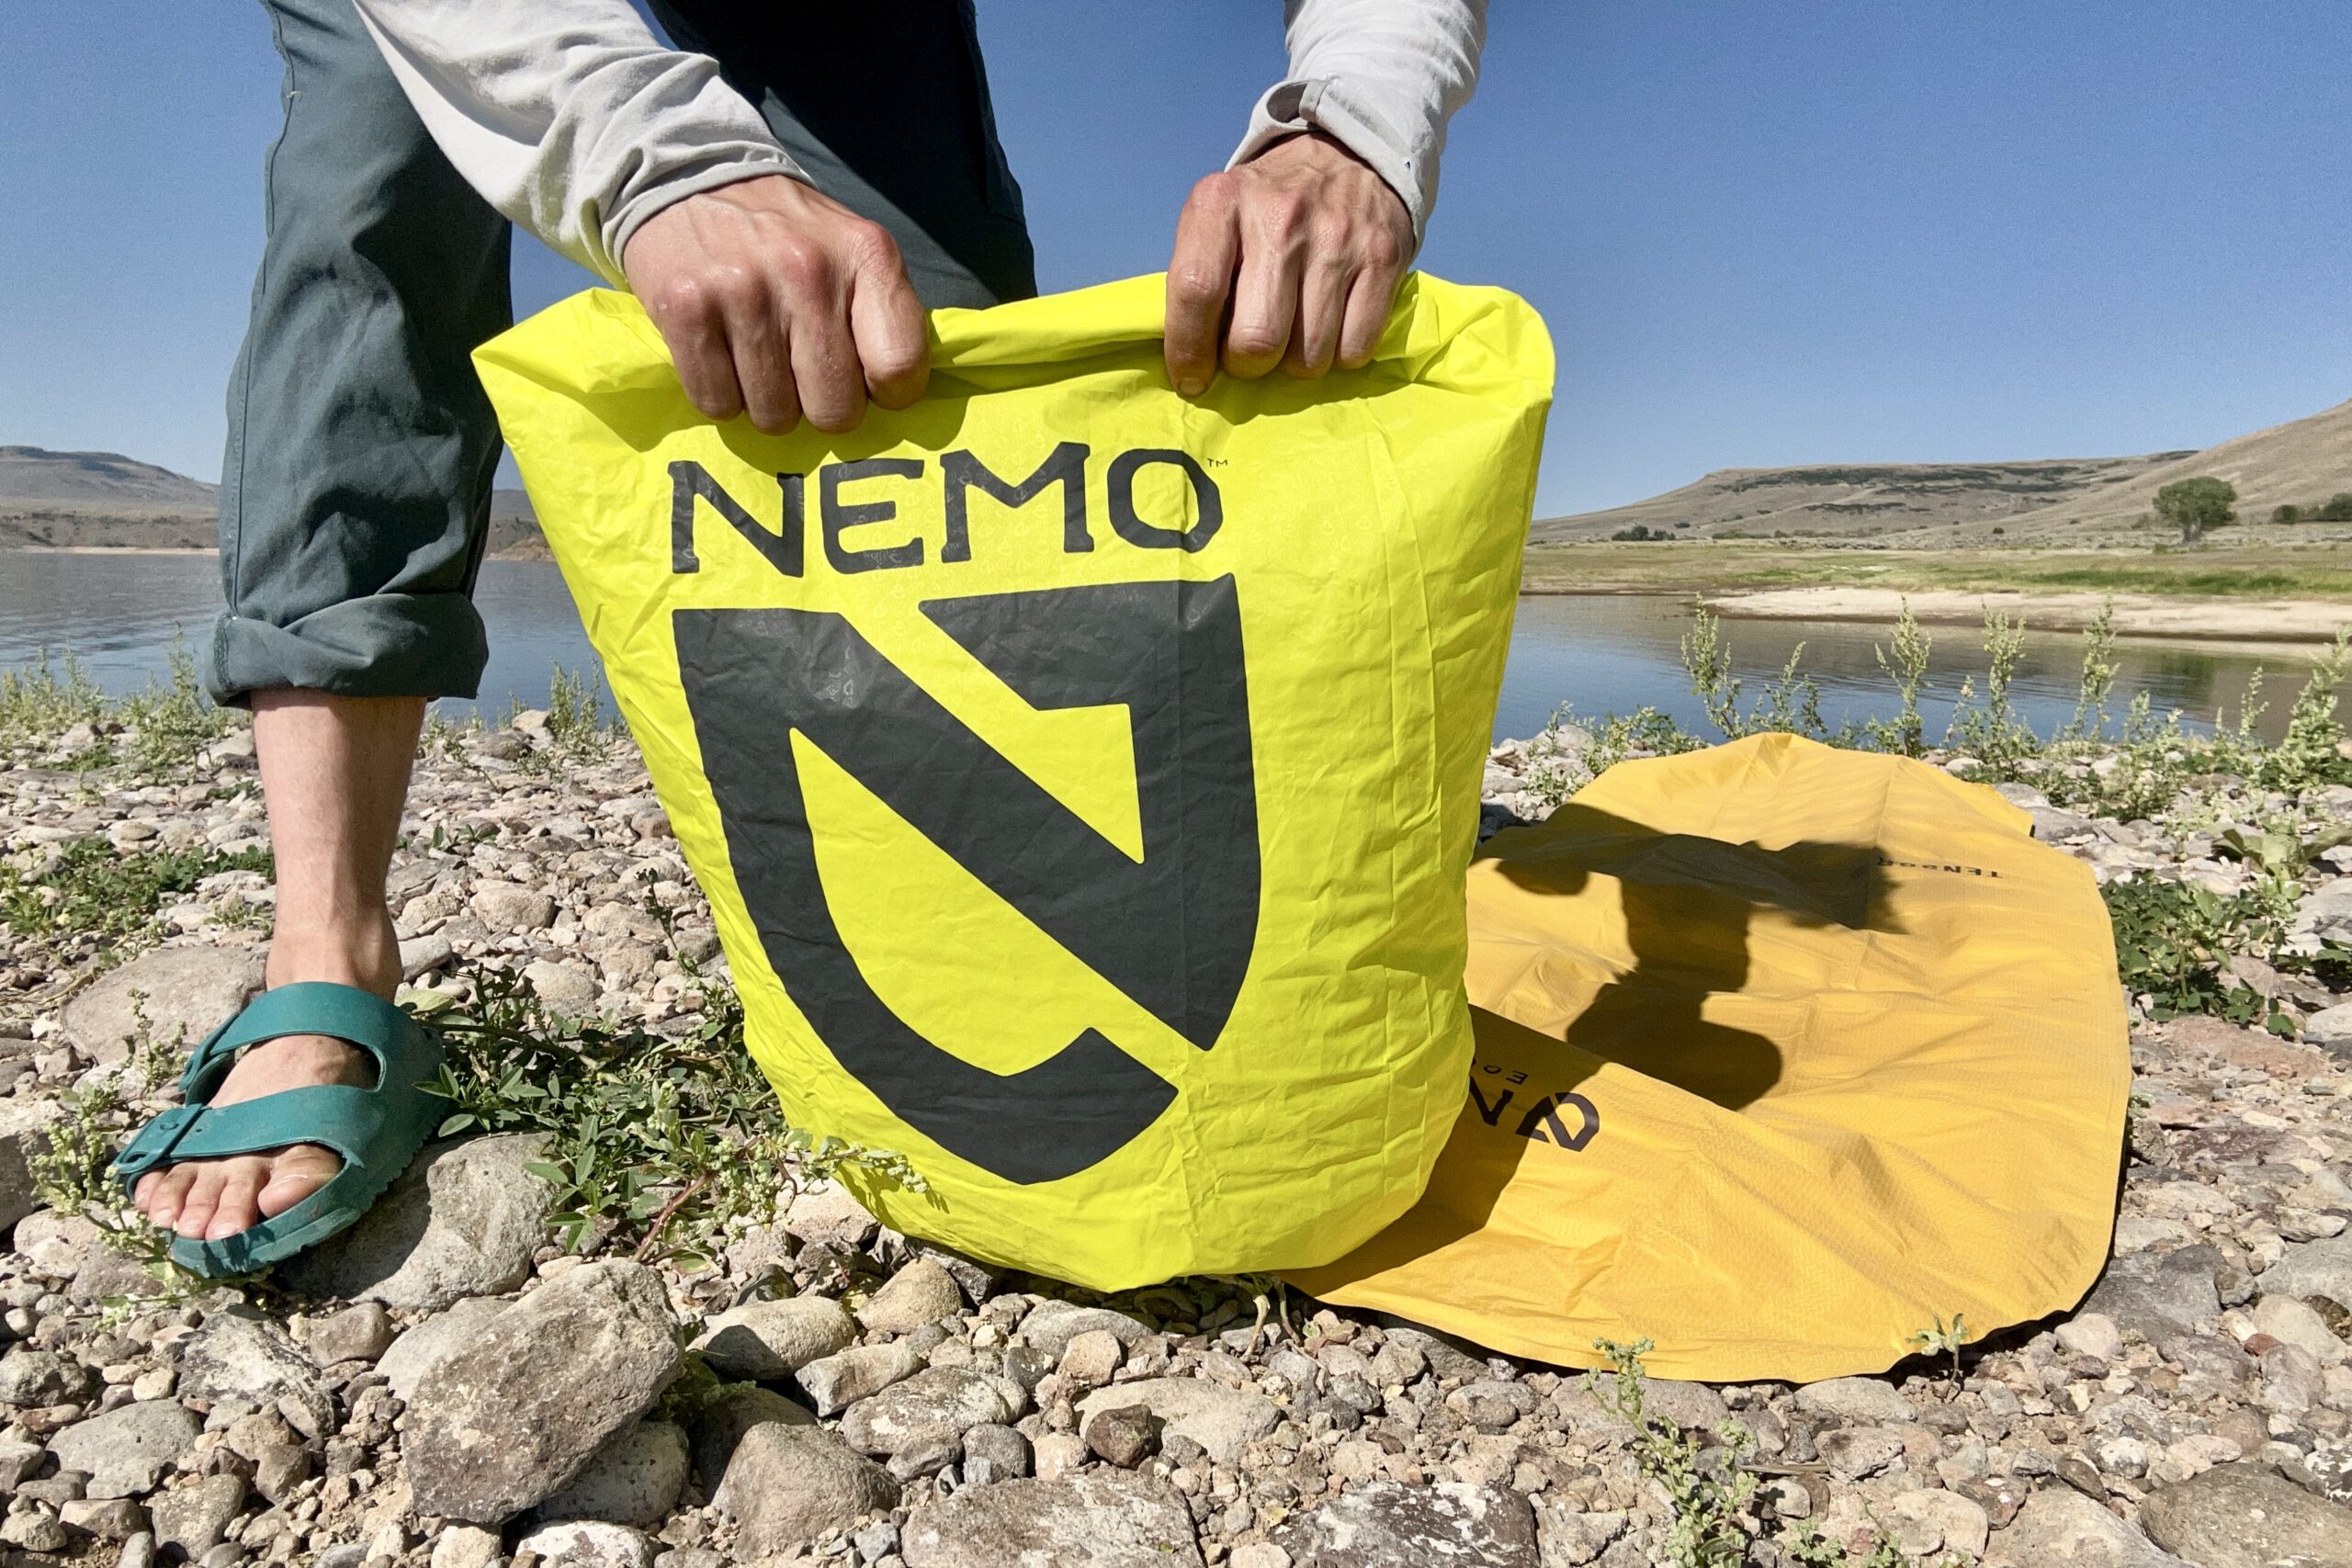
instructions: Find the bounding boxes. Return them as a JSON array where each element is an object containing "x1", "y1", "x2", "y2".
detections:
[
  {"x1": 0, "y1": 446, "x2": 548, "y2": 557},
  {"x1": 1536, "y1": 397, "x2": 2352, "y2": 547}
]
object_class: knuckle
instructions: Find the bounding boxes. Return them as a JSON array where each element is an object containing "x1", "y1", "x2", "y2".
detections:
[
  {"x1": 650, "y1": 276, "x2": 708, "y2": 321},
  {"x1": 844, "y1": 220, "x2": 902, "y2": 274},
  {"x1": 1169, "y1": 265, "x2": 1225, "y2": 306}
]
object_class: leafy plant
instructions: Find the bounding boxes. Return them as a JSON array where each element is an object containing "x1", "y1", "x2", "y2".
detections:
[
  {"x1": 1905, "y1": 1313, "x2": 1969, "y2": 1391},
  {"x1": 2102, "y1": 876, "x2": 2289, "y2": 1030},
  {"x1": 1865, "y1": 602, "x2": 1932, "y2": 757},
  {"x1": 0, "y1": 648, "x2": 106, "y2": 746},
  {"x1": 0, "y1": 838, "x2": 273, "y2": 943},
  {"x1": 116, "y1": 646, "x2": 232, "y2": 771},
  {"x1": 1943, "y1": 609, "x2": 2036, "y2": 767},
  {"x1": 1594, "y1": 1337, "x2": 1757, "y2": 1567},
  {"x1": 423, "y1": 964, "x2": 922, "y2": 1268}
]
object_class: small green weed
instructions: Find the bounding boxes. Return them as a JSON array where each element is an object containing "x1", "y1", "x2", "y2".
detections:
[
  {"x1": 1594, "y1": 1337, "x2": 1757, "y2": 1567},
  {"x1": 0, "y1": 839, "x2": 273, "y2": 943},
  {"x1": 116, "y1": 647, "x2": 232, "y2": 770},
  {"x1": 2103, "y1": 877, "x2": 2293, "y2": 1031},
  {"x1": 0, "y1": 648, "x2": 106, "y2": 745},
  {"x1": 1905, "y1": 1313, "x2": 1968, "y2": 1391},
  {"x1": 422, "y1": 964, "x2": 922, "y2": 1268}
]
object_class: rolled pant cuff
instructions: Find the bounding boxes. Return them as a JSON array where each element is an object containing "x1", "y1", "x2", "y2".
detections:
[{"x1": 204, "y1": 592, "x2": 491, "y2": 706}]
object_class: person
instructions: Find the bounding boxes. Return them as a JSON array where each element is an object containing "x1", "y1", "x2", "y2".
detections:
[{"x1": 121, "y1": 0, "x2": 1488, "y2": 1268}]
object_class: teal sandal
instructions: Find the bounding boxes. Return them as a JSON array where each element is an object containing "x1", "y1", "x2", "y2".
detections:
[{"x1": 112, "y1": 982, "x2": 447, "y2": 1278}]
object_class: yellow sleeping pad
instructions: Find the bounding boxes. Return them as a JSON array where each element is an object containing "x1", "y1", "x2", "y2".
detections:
[{"x1": 1289, "y1": 732, "x2": 2131, "y2": 1382}]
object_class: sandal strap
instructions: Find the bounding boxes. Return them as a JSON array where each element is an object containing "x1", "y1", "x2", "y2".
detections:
[
  {"x1": 182, "y1": 983, "x2": 421, "y2": 1100},
  {"x1": 113, "y1": 1086, "x2": 388, "y2": 1182}
]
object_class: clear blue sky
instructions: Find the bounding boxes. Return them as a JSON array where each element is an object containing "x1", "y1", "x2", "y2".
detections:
[{"x1": 4, "y1": 2, "x2": 2347, "y2": 517}]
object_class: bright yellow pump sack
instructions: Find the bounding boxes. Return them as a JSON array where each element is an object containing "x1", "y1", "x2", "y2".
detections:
[
  {"x1": 1290, "y1": 733, "x2": 2131, "y2": 1382},
  {"x1": 475, "y1": 273, "x2": 1554, "y2": 1288}
]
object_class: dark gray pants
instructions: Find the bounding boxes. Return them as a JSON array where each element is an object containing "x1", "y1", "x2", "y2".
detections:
[{"x1": 205, "y1": 0, "x2": 1036, "y2": 705}]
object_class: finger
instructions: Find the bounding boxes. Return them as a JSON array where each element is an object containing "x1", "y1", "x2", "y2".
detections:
[
  {"x1": 1337, "y1": 256, "x2": 1404, "y2": 370},
  {"x1": 648, "y1": 280, "x2": 745, "y2": 422},
  {"x1": 1280, "y1": 247, "x2": 1353, "y2": 378},
  {"x1": 791, "y1": 294, "x2": 866, "y2": 434},
  {"x1": 1165, "y1": 179, "x2": 1240, "y2": 396},
  {"x1": 720, "y1": 281, "x2": 800, "y2": 434},
  {"x1": 1220, "y1": 225, "x2": 1301, "y2": 381},
  {"x1": 849, "y1": 236, "x2": 930, "y2": 412}
]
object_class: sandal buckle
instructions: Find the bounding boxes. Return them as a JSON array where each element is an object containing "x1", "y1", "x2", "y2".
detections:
[{"x1": 110, "y1": 1104, "x2": 203, "y2": 1179}]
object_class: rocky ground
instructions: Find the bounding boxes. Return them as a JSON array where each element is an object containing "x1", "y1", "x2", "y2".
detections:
[{"x1": 0, "y1": 709, "x2": 2348, "y2": 1568}]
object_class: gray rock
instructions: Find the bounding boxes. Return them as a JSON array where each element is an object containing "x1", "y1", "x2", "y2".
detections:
[
  {"x1": 0, "y1": 1348, "x2": 94, "y2": 1407},
  {"x1": 0, "y1": 1099, "x2": 60, "y2": 1232},
  {"x1": 471, "y1": 882, "x2": 557, "y2": 931},
  {"x1": 378, "y1": 1298, "x2": 508, "y2": 1402},
  {"x1": 681, "y1": 1384, "x2": 815, "y2": 1495},
  {"x1": 796, "y1": 1339, "x2": 922, "y2": 1416},
  {"x1": 1017, "y1": 1301, "x2": 1158, "y2": 1362},
  {"x1": 1272, "y1": 1481, "x2": 1539, "y2": 1568},
  {"x1": 1793, "y1": 1376, "x2": 1917, "y2": 1425},
  {"x1": 179, "y1": 1308, "x2": 335, "y2": 1438},
  {"x1": 2141, "y1": 1463, "x2": 2352, "y2": 1567},
  {"x1": 61, "y1": 946, "x2": 265, "y2": 1063},
  {"x1": 2304, "y1": 1001, "x2": 2352, "y2": 1055},
  {"x1": 306, "y1": 1302, "x2": 395, "y2": 1366},
  {"x1": 2264, "y1": 1235, "x2": 2352, "y2": 1310},
  {"x1": 900, "y1": 1472, "x2": 1203, "y2": 1568},
  {"x1": 399, "y1": 933, "x2": 456, "y2": 981},
  {"x1": 0, "y1": 1436, "x2": 48, "y2": 1490},
  {"x1": 711, "y1": 1425, "x2": 899, "y2": 1560},
  {"x1": 1819, "y1": 1427, "x2": 1904, "y2": 1480},
  {"x1": 840, "y1": 1367, "x2": 1010, "y2": 1458},
  {"x1": 2251, "y1": 1293, "x2": 2347, "y2": 1366},
  {"x1": 1447, "y1": 1379, "x2": 1538, "y2": 1433},
  {"x1": 961, "y1": 1422, "x2": 1031, "y2": 1485},
  {"x1": 1073, "y1": 1379, "x2": 1279, "y2": 1467},
  {"x1": 692, "y1": 1296, "x2": 855, "y2": 1382},
  {"x1": 2056, "y1": 1313, "x2": 2126, "y2": 1362},
  {"x1": 429, "y1": 1525, "x2": 503, "y2": 1568},
  {"x1": 1533, "y1": 1503, "x2": 1626, "y2": 1567},
  {"x1": 404, "y1": 1259, "x2": 682, "y2": 1526},
  {"x1": 1057, "y1": 1331, "x2": 1125, "y2": 1396},
  {"x1": 782, "y1": 1184, "x2": 876, "y2": 1250},
  {"x1": 1376, "y1": 1326, "x2": 1491, "y2": 1383},
  {"x1": 534, "y1": 1421, "x2": 689, "y2": 1529},
  {"x1": 150, "y1": 1474, "x2": 247, "y2": 1559},
  {"x1": 512, "y1": 1520, "x2": 653, "y2": 1568},
  {"x1": 524, "y1": 959, "x2": 596, "y2": 1012},
  {"x1": 47, "y1": 1402, "x2": 201, "y2": 1499},
  {"x1": 1083, "y1": 1404, "x2": 1156, "y2": 1468},
  {"x1": 1636, "y1": 1380, "x2": 1729, "y2": 1431},
  {"x1": 59, "y1": 1497, "x2": 150, "y2": 1541},
  {"x1": 1983, "y1": 1487, "x2": 2187, "y2": 1567},
  {"x1": 2081, "y1": 1247, "x2": 2224, "y2": 1343},
  {"x1": 856, "y1": 1258, "x2": 965, "y2": 1336},
  {"x1": 281, "y1": 1134, "x2": 553, "y2": 1311}
]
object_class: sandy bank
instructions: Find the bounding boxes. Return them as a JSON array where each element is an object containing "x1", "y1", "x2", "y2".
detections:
[{"x1": 1703, "y1": 586, "x2": 2352, "y2": 646}]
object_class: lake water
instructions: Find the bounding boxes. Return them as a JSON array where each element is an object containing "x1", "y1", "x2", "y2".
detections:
[{"x1": 0, "y1": 549, "x2": 2333, "y2": 744}]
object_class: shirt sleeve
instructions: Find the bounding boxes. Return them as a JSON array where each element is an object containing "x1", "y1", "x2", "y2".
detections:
[
  {"x1": 349, "y1": 0, "x2": 807, "y2": 286},
  {"x1": 1230, "y1": 0, "x2": 1487, "y2": 249}
]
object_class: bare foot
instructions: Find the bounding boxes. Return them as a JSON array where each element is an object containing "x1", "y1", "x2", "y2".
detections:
[{"x1": 133, "y1": 1032, "x2": 376, "y2": 1242}]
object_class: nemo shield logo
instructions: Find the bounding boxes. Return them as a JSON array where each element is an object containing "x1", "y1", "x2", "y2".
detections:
[{"x1": 674, "y1": 578, "x2": 1260, "y2": 1185}]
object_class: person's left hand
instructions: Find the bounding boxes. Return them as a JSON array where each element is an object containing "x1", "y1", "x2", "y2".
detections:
[{"x1": 1165, "y1": 130, "x2": 1413, "y2": 396}]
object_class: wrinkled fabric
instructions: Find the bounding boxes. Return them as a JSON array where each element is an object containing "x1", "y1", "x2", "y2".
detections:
[
  {"x1": 1291, "y1": 733, "x2": 2132, "y2": 1382},
  {"x1": 475, "y1": 271, "x2": 1553, "y2": 1285}
]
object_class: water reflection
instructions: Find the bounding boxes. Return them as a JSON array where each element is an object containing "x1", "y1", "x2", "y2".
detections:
[{"x1": 0, "y1": 550, "x2": 2336, "y2": 745}]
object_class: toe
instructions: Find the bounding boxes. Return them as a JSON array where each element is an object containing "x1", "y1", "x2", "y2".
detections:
[
  {"x1": 255, "y1": 1143, "x2": 341, "y2": 1220},
  {"x1": 174, "y1": 1166, "x2": 227, "y2": 1240},
  {"x1": 143, "y1": 1164, "x2": 199, "y2": 1229},
  {"x1": 202, "y1": 1156, "x2": 274, "y2": 1242}
]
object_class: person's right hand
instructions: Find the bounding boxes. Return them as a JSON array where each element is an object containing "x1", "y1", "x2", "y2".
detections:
[{"x1": 621, "y1": 175, "x2": 929, "y2": 434}]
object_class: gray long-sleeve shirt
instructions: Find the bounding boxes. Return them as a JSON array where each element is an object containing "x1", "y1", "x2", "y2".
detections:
[{"x1": 350, "y1": 0, "x2": 1486, "y2": 288}]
